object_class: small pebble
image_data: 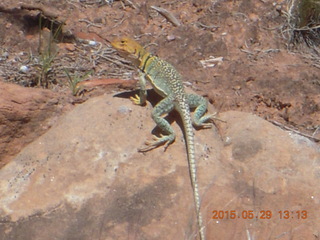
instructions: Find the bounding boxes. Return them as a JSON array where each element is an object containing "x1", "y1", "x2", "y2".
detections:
[
  {"x1": 2, "y1": 52, "x2": 9, "y2": 58},
  {"x1": 167, "y1": 35, "x2": 176, "y2": 41},
  {"x1": 19, "y1": 65, "x2": 29, "y2": 73},
  {"x1": 88, "y1": 40, "x2": 97, "y2": 46}
]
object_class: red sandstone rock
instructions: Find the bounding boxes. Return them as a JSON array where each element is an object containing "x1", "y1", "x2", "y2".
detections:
[{"x1": 0, "y1": 81, "x2": 69, "y2": 168}]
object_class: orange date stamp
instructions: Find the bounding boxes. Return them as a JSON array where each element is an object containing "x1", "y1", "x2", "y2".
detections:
[{"x1": 212, "y1": 210, "x2": 308, "y2": 220}]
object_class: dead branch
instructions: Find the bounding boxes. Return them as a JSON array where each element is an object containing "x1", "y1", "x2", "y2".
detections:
[
  {"x1": 150, "y1": 6, "x2": 181, "y2": 27},
  {"x1": 271, "y1": 120, "x2": 320, "y2": 142}
]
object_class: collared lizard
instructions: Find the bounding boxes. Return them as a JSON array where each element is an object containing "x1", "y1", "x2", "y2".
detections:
[{"x1": 111, "y1": 37, "x2": 215, "y2": 240}]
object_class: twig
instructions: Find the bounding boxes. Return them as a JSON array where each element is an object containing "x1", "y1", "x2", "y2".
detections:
[
  {"x1": 271, "y1": 120, "x2": 320, "y2": 142},
  {"x1": 262, "y1": 49, "x2": 280, "y2": 53},
  {"x1": 98, "y1": 54, "x2": 135, "y2": 70},
  {"x1": 240, "y1": 48, "x2": 280, "y2": 55},
  {"x1": 112, "y1": 16, "x2": 127, "y2": 29},
  {"x1": 196, "y1": 22, "x2": 219, "y2": 30},
  {"x1": 313, "y1": 126, "x2": 320, "y2": 137},
  {"x1": 200, "y1": 56, "x2": 223, "y2": 68},
  {"x1": 150, "y1": 6, "x2": 181, "y2": 27},
  {"x1": 122, "y1": 0, "x2": 138, "y2": 9},
  {"x1": 79, "y1": 19, "x2": 103, "y2": 29},
  {"x1": 240, "y1": 48, "x2": 254, "y2": 54},
  {"x1": 312, "y1": 63, "x2": 320, "y2": 69}
]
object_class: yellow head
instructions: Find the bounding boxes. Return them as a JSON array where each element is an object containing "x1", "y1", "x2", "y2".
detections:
[{"x1": 111, "y1": 37, "x2": 146, "y2": 60}]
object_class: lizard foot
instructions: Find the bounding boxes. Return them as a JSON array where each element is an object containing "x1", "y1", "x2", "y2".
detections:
[
  {"x1": 130, "y1": 94, "x2": 142, "y2": 105},
  {"x1": 208, "y1": 113, "x2": 226, "y2": 124},
  {"x1": 138, "y1": 134, "x2": 175, "y2": 152},
  {"x1": 194, "y1": 112, "x2": 226, "y2": 129}
]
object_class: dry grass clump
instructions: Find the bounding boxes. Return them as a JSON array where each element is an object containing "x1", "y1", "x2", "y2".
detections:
[{"x1": 285, "y1": 0, "x2": 320, "y2": 52}]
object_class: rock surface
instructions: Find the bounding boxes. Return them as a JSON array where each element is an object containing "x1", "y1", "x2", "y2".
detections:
[
  {"x1": 209, "y1": 111, "x2": 320, "y2": 239},
  {"x1": 0, "y1": 93, "x2": 319, "y2": 240},
  {"x1": 0, "y1": 81, "x2": 69, "y2": 168}
]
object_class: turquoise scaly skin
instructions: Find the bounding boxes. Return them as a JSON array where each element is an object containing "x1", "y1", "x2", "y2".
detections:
[{"x1": 112, "y1": 37, "x2": 215, "y2": 240}]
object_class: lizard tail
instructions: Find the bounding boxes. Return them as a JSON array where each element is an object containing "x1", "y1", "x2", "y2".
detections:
[{"x1": 176, "y1": 100, "x2": 206, "y2": 240}]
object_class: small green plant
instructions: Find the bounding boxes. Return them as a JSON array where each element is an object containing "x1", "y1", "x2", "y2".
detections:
[
  {"x1": 64, "y1": 69, "x2": 93, "y2": 96},
  {"x1": 37, "y1": 16, "x2": 63, "y2": 87},
  {"x1": 38, "y1": 45, "x2": 57, "y2": 87}
]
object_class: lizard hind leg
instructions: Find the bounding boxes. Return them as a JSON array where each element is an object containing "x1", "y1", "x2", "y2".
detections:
[
  {"x1": 187, "y1": 93, "x2": 217, "y2": 129},
  {"x1": 138, "y1": 97, "x2": 176, "y2": 152}
]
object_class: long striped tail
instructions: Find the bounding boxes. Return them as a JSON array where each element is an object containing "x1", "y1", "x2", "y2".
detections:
[{"x1": 177, "y1": 100, "x2": 205, "y2": 240}]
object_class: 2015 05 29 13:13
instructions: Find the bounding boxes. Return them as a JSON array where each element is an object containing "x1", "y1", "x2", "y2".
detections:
[{"x1": 212, "y1": 210, "x2": 308, "y2": 220}]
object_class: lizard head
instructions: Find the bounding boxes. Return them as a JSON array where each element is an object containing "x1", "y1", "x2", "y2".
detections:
[{"x1": 111, "y1": 37, "x2": 147, "y2": 63}]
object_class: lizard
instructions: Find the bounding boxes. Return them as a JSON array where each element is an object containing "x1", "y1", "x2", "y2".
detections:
[{"x1": 111, "y1": 37, "x2": 215, "y2": 240}]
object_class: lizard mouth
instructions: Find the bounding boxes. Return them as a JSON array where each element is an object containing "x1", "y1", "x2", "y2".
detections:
[
  {"x1": 115, "y1": 51, "x2": 140, "y2": 67},
  {"x1": 119, "y1": 50, "x2": 139, "y2": 60}
]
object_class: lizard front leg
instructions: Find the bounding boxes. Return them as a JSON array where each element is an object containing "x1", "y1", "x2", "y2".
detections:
[
  {"x1": 130, "y1": 71, "x2": 147, "y2": 105},
  {"x1": 139, "y1": 96, "x2": 175, "y2": 152}
]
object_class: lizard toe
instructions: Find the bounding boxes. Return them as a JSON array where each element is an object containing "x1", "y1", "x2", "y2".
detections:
[
  {"x1": 130, "y1": 94, "x2": 142, "y2": 105},
  {"x1": 138, "y1": 134, "x2": 175, "y2": 152}
]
